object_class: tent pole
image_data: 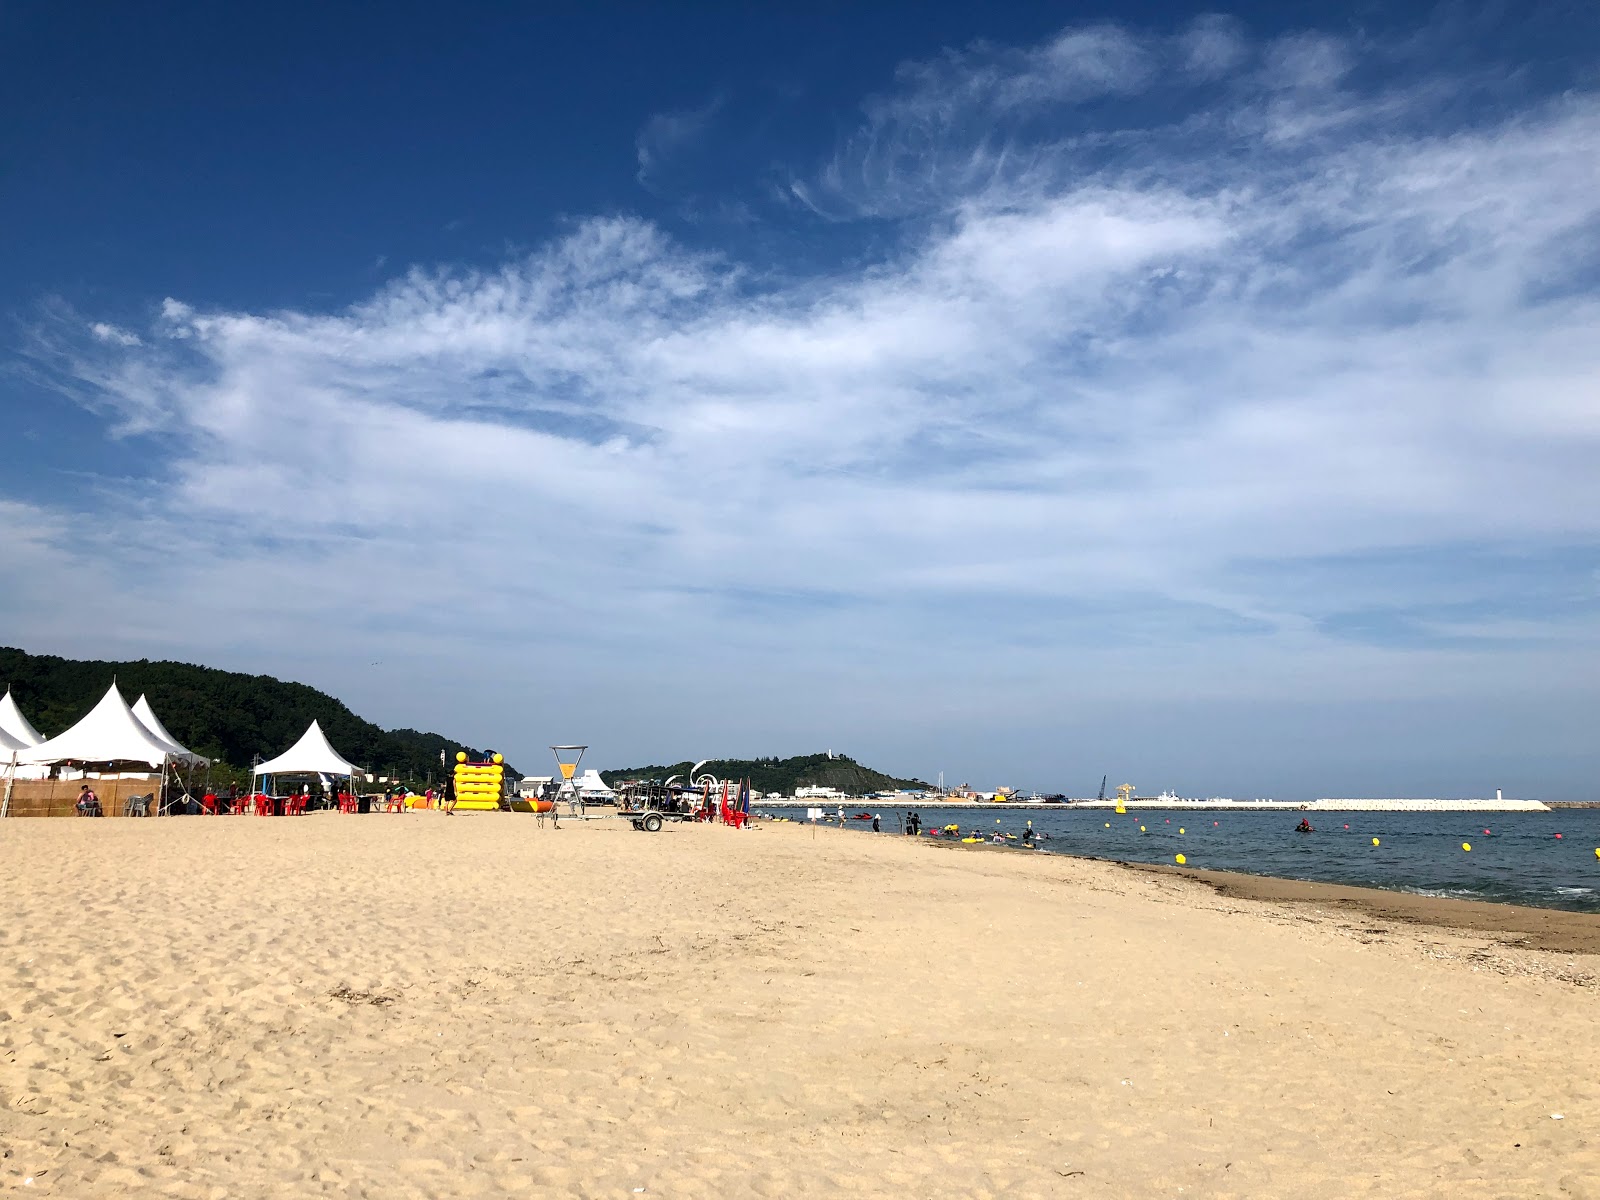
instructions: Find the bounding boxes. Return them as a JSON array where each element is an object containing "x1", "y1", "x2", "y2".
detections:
[{"x1": 1, "y1": 750, "x2": 15, "y2": 818}]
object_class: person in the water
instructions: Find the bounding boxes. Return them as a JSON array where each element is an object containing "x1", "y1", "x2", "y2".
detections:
[{"x1": 1295, "y1": 818, "x2": 1314, "y2": 833}]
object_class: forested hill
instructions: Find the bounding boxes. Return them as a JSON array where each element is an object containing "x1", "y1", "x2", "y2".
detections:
[
  {"x1": 601, "y1": 753, "x2": 928, "y2": 796},
  {"x1": 0, "y1": 647, "x2": 501, "y2": 781}
]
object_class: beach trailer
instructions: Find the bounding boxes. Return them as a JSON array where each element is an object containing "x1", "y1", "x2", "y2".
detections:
[{"x1": 615, "y1": 782, "x2": 691, "y2": 831}]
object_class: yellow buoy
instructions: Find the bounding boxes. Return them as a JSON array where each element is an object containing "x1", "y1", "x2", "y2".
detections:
[
  {"x1": 1462, "y1": 842, "x2": 1472, "y2": 852},
  {"x1": 1104, "y1": 822, "x2": 1110, "y2": 828},
  {"x1": 1178, "y1": 828, "x2": 1185, "y2": 834},
  {"x1": 1175, "y1": 853, "x2": 1186, "y2": 865},
  {"x1": 1139, "y1": 825, "x2": 1146, "y2": 832},
  {"x1": 1372, "y1": 837, "x2": 1380, "y2": 846}
]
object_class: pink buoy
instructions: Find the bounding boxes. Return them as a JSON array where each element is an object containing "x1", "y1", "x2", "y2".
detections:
[
  {"x1": 1343, "y1": 824, "x2": 1349, "y2": 830},
  {"x1": 1484, "y1": 829, "x2": 1491, "y2": 835},
  {"x1": 1555, "y1": 833, "x2": 1563, "y2": 839}
]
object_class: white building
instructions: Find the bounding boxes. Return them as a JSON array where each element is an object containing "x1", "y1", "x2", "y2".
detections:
[{"x1": 794, "y1": 785, "x2": 847, "y2": 800}]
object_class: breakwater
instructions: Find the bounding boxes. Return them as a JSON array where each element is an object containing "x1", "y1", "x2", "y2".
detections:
[{"x1": 819, "y1": 798, "x2": 1553, "y2": 812}]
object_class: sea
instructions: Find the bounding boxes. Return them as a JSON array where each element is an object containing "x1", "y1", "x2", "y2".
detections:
[{"x1": 759, "y1": 804, "x2": 1600, "y2": 914}]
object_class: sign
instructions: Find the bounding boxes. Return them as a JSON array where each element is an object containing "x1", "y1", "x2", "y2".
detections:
[{"x1": 807, "y1": 807, "x2": 823, "y2": 821}]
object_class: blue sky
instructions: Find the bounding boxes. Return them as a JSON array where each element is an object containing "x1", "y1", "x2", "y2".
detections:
[{"x1": 3, "y1": 2, "x2": 1598, "y2": 797}]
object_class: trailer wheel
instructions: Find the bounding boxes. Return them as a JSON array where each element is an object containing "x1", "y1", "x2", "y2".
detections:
[
  {"x1": 631, "y1": 819, "x2": 644, "y2": 830},
  {"x1": 643, "y1": 814, "x2": 663, "y2": 832}
]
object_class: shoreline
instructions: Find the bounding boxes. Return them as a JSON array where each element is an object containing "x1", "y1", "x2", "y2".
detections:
[
  {"x1": 911, "y1": 834, "x2": 1600, "y2": 950},
  {"x1": 1137, "y1": 861, "x2": 1600, "y2": 956}
]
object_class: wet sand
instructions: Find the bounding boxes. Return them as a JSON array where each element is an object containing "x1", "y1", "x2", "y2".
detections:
[
  {"x1": 1145, "y1": 863, "x2": 1600, "y2": 956},
  {"x1": 0, "y1": 813, "x2": 1595, "y2": 1197}
]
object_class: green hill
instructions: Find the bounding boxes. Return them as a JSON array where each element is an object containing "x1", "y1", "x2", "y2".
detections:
[
  {"x1": 601, "y1": 752, "x2": 927, "y2": 797},
  {"x1": 0, "y1": 646, "x2": 505, "y2": 785}
]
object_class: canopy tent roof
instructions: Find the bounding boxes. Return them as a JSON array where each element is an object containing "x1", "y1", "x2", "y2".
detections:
[
  {"x1": 0, "y1": 689, "x2": 44, "y2": 746},
  {"x1": 20, "y1": 684, "x2": 175, "y2": 769},
  {"x1": 575, "y1": 768, "x2": 615, "y2": 797},
  {"x1": 131, "y1": 694, "x2": 209, "y2": 765},
  {"x1": 0, "y1": 725, "x2": 29, "y2": 755},
  {"x1": 253, "y1": 720, "x2": 357, "y2": 777}
]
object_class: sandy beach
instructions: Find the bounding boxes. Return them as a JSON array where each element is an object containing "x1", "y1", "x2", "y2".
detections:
[{"x1": 1, "y1": 813, "x2": 1595, "y2": 1198}]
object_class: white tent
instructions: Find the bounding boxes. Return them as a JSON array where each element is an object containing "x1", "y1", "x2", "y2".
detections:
[
  {"x1": 131, "y1": 694, "x2": 209, "y2": 765},
  {"x1": 252, "y1": 720, "x2": 357, "y2": 780},
  {"x1": 0, "y1": 700, "x2": 50, "y2": 780},
  {"x1": 20, "y1": 684, "x2": 173, "y2": 769},
  {"x1": 575, "y1": 768, "x2": 615, "y2": 800},
  {"x1": 0, "y1": 689, "x2": 44, "y2": 746}
]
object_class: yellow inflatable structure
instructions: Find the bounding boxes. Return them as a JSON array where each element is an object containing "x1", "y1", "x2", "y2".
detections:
[{"x1": 452, "y1": 750, "x2": 506, "y2": 811}]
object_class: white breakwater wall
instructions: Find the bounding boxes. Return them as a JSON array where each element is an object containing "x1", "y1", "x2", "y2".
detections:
[
  {"x1": 771, "y1": 799, "x2": 1554, "y2": 812},
  {"x1": 1307, "y1": 798, "x2": 1550, "y2": 812},
  {"x1": 893, "y1": 799, "x2": 1554, "y2": 812}
]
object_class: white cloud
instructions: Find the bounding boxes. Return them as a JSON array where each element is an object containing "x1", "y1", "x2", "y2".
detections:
[
  {"x1": 11, "y1": 16, "x2": 1600, "y2": 791},
  {"x1": 89, "y1": 322, "x2": 141, "y2": 347},
  {"x1": 1178, "y1": 14, "x2": 1249, "y2": 79},
  {"x1": 635, "y1": 98, "x2": 722, "y2": 197}
]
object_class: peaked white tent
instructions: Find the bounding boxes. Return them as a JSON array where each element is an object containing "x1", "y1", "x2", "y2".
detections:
[
  {"x1": 252, "y1": 720, "x2": 357, "y2": 781},
  {"x1": 575, "y1": 768, "x2": 615, "y2": 800},
  {"x1": 20, "y1": 684, "x2": 174, "y2": 769},
  {"x1": 0, "y1": 689, "x2": 44, "y2": 746},
  {"x1": 131, "y1": 694, "x2": 209, "y2": 765},
  {"x1": 1, "y1": 696, "x2": 49, "y2": 782}
]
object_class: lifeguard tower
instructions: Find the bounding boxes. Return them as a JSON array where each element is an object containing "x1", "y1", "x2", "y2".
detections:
[{"x1": 551, "y1": 744, "x2": 587, "y2": 813}]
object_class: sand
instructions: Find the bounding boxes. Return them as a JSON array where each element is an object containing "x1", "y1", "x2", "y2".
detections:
[{"x1": 0, "y1": 814, "x2": 1595, "y2": 1198}]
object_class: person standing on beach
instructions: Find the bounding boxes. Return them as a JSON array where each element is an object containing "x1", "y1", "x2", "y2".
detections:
[{"x1": 871, "y1": 814, "x2": 880, "y2": 833}]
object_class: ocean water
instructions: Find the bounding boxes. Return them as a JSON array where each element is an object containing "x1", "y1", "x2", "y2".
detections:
[{"x1": 759, "y1": 805, "x2": 1600, "y2": 914}]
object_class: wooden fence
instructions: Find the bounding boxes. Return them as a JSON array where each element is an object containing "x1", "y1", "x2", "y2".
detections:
[{"x1": 2, "y1": 777, "x2": 163, "y2": 818}]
